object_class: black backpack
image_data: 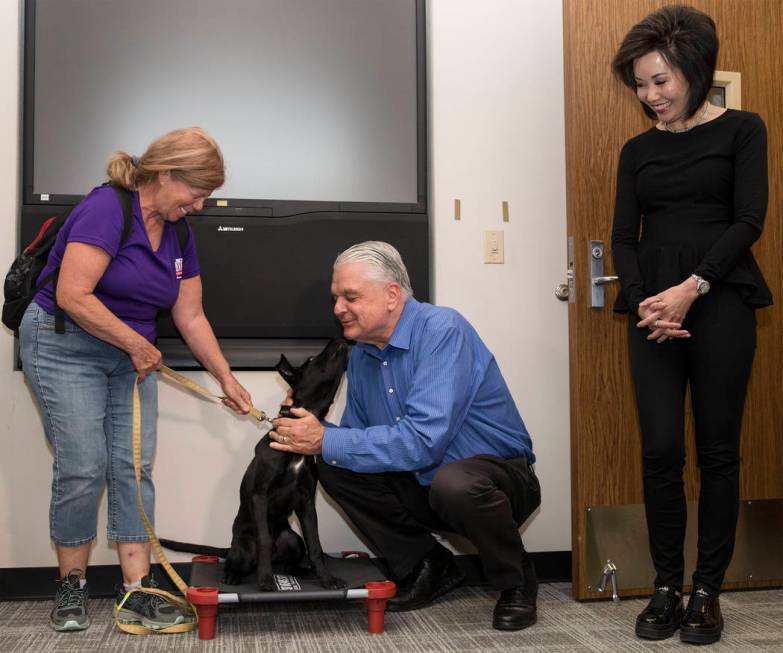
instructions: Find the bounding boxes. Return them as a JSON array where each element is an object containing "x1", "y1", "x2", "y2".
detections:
[{"x1": 2, "y1": 185, "x2": 189, "y2": 334}]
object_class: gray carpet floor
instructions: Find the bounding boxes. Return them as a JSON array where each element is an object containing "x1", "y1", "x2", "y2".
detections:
[{"x1": 1, "y1": 583, "x2": 782, "y2": 652}]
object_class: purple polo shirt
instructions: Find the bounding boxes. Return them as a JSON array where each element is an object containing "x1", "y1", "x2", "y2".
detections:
[{"x1": 34, "y1": 185, "x2": 200, "y2": 342}]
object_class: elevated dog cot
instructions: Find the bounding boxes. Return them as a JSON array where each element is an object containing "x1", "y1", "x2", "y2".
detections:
[{"x1": 186, "y1": 552, "x2": 396, "y2": 640}]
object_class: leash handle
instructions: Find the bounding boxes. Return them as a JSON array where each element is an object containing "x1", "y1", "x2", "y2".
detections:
[{"x1": 159, "y1": 365, "x2": 270, "y2": 423}]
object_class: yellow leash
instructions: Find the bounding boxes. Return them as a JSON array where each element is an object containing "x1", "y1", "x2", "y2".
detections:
[
  {"x1": 158, "y1": 365, "x2": 271, "y2": 424},
  {"x1": 116, "y1": 369, "x2": 271, "y2": 635},
  {"x1": 113, "y1": 378, "x2": 198, "y2": 635}
]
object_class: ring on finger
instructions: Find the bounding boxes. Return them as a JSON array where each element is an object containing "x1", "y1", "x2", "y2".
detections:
[{"x1": 654, "y1": 319, "x2": 660, "y2": 329}]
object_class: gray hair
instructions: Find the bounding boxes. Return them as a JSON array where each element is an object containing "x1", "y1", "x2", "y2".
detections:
[{"x1": 334, "y1": 241, "x2": 414, "y2": 299}]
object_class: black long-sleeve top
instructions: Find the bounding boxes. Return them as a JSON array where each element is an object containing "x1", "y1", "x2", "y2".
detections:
[{"x1": 611, "y1": 109, "x2": 772, "y2": 314}]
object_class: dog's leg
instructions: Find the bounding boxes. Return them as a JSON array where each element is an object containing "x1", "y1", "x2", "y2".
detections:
[
  {"x1": 271, "y1": 524, "x2": 306, "y2": 570},
  {"x1": 252, "y1": 494, "x2": 277, "y2": 591},
  {"x1": 223, "y1": 501, "x2": 256, "y2": 585},
  {"x1": 295, "y1": 480, "x2": 346, "y2": 590}
]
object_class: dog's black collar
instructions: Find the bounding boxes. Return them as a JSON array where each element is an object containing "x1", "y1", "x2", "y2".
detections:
[{"x1": 278, "y1": 406, "x2": 295, "y2": 419}]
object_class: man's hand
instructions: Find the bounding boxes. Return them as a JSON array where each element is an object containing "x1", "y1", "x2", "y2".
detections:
[{"x1": 269, "y1": 407, "x2": 325, "y2": 455}]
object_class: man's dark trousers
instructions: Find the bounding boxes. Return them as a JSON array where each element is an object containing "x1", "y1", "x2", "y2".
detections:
[{"x1": 317, "y1": 454, "x2": 541, "y2": 589}]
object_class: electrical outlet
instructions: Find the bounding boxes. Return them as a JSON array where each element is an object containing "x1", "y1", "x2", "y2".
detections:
[{"x1": 484, "y1": 230, "x2": 504, "y2": 264}]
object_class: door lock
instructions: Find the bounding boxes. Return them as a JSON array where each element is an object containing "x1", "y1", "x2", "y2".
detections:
[
  {"x1": 555, "y1": 236, "x2": 575, "y2": 303},
  {"x1": 589, "y1": 240, "x2": 619, "y2": 308}
]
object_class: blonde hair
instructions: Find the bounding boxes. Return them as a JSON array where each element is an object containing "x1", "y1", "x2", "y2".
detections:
[{"x1": 106, "y1": 127, "x2": 225, "y2": 192}]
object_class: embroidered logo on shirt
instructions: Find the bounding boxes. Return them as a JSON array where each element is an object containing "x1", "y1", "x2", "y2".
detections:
[{"x1": 174, "y1": 257, "x2": 183, "y2": 279}]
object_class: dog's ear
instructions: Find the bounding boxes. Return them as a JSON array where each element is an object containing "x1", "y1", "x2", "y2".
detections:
[{"x1": 276, "y1": 354, "x2": 298, "y2": 387}]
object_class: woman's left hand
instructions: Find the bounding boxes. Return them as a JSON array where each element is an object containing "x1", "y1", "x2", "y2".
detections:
[
  {"x1": 219, "y1": 373, "x2": 252, "y2": 414},
  {"x1": 638, "y1": 279, "x2": 699, "y2": 343}
]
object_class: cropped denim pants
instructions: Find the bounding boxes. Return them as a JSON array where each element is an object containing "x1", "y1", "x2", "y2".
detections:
[{"x1": 19, "y1": 302, "x2": 157, "y2": 546}]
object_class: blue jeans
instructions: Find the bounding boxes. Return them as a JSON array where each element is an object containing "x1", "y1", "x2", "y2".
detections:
[{"x1": 19, "y1": 302, "x2": 157, "y2": 546}]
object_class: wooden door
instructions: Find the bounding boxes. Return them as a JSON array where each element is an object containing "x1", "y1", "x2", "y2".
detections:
[{"x1": 564, "y1": 0, "x2": 783, "y2": 599}]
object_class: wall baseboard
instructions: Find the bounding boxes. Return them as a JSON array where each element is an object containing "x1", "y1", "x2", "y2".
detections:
[
  {"x1": 451, "y1": 551, "x2": 571, "y2": 588},
  {"x1": 0, "y1": 551, "x2": 572, "y2": 601}
]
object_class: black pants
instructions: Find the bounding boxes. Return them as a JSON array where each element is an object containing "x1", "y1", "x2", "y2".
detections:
[
  {"x1": 317, "y1": 454, "x2": 541, "y2": 590},
  {"x1": 628, "y1": 285, "x2": 756, "y2": 594}
]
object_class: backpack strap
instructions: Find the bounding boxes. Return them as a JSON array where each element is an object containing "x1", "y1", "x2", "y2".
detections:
[
  {"x1": 174, "y1": 218, "x2": 190, "y2": 254},
  {"x1": 53, "y1": 269, "x2": 65, "y2": 334},
  {"x1": 52, "y1": 185, "x2": 135, "y2": 334},
  {"x1": 110, "y1": 184, "x2": 135, "y2": 246}
]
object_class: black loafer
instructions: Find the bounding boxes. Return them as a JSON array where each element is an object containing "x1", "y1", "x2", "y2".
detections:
[
  {"x1": 386, "y1": 547, "x2": 465, "y2": 612},
  {"x1": 680, "y1": 588, "x2": 723, "y2": 645},
  {"x1": 493, "y1": 586, "x2": 537, "y2": 630},
  {"x1": 635, "y1": 586, "x2": 683, "y2": 640},
  {"x1": 492, "y1": 550, "x2": 538, "y2": 631}
]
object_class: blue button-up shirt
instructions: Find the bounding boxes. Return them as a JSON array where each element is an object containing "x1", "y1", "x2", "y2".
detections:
[{"x1": 322, "y1": 298, "x2": 534, "y2": 485}]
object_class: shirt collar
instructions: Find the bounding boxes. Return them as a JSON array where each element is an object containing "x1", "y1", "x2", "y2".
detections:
[{"x1": 356, "y1": 297, "x2": 420, "y2": 359}]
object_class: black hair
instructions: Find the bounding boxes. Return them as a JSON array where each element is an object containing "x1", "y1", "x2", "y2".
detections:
[{"x1": 612, "y1": 5, "x2": 718, "y2": 120}]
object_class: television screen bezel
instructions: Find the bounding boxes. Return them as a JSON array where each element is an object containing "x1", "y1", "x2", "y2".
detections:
[{"x1": 20, "y1": 0, "x2": 428, "y2": 219}]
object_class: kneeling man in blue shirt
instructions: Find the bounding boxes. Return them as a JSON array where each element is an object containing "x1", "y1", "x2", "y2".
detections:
[{"x1": 270, "y1": 241, "x2": 540, "y2": 631}]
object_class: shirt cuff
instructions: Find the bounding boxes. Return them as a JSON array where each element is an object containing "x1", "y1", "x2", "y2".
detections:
[
  {"x1": 321, "y1": 426, "x2": 346, "y2": 467},
  {"x1": 693, "y1": 267, "x2": 714, "y2": 283}
]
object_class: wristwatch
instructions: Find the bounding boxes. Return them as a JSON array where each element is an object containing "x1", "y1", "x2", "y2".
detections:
[{"x1": 691, "y1": 274, "x2": 710, "y2": 296}]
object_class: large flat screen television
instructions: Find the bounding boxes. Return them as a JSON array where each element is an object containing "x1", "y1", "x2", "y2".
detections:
[{"x1": 20, "y1": 0, "x2": 428, "y2": 368}]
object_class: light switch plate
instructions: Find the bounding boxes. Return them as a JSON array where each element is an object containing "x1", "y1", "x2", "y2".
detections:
[{"x1": 484, "y1": 230, "x2": 504, "y2": 264}]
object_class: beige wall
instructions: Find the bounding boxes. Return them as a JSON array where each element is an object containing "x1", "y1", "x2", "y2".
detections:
[
  {"x1": 428, "y1": 0, "x2": 569, "y2": 552},
  {"x1": 0, "y1": 0, "x2": 570, "y2": 568}
]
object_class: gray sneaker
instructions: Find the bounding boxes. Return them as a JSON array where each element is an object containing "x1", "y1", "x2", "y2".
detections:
[
  {"x1": 50, "y1": 569, "x2": 90, "y2": 631},
  {"x1": 115, "y1": 573, "x2": 186, "y2": 630}
]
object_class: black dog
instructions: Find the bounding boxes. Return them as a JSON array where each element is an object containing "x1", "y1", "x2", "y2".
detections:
[{"x1": 160, "y1": 338, "x2": 349, "y2": 591}]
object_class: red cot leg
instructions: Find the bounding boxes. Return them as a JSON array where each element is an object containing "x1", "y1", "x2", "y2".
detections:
[
  {"x1": 188, "y1": 556, "x2": 221, "y2": 640},
  {"x1": 365, "y1": 581, "x2": 396, "y2": 634}
]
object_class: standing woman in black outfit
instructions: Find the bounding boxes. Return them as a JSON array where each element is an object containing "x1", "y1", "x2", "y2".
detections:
[{"x1": 610, "y1": 5, "x2": 771, "y2": 646}]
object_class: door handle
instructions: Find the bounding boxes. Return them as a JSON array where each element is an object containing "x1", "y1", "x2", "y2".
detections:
[{"x1": 589, "y1": 241, "x2": 617, "y2": 308}]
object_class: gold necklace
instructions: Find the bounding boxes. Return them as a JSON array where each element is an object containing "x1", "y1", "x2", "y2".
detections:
[{"x1": 663, "y1": 102, "x2": 710, "y2": 133}]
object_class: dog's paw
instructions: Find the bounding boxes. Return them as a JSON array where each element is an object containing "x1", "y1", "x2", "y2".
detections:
[
  {"x1": 319, "y1": 576, "x2": 347, "y2": 590},
  {"x1": 222, "y1": 571, "x2": 243, "y2": 585},
  {"x1": 258, "y1": 574, "x2": 277, "y2": 592}
]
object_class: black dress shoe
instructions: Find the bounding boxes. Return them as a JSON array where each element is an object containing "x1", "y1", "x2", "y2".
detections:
[
  {"x1": 493, "y1": 586, "x2": 537, "y2": 631},
  {"x1": 635, "y1": 586, "x2": 683, "y2": 640},
  {"x1": 386, "y1": 547, "x2": 465, "y2": 612},
  {"x1": 680, "y1": 588, "x2": 723, "y2": 645},
  {"x1": 492, "y1": 550, "x2": 538, "y2": 631}
]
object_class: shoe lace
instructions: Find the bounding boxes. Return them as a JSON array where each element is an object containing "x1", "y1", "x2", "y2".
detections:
[
  {"x1": 684, "y1": 587, "x2": 717, "y2": 618},
  {"x1": 56, "y1": 582, "x2": 85, "y2": 609},
  {"x1": 136, "y1": 576, "x2": 175, "y2": 612},
  {"x1": 143, "y1": 592, "x2": 169, "y2": 610},
  {"x1": 649, "y1": 586, "x2": 679, "y2": 609}
]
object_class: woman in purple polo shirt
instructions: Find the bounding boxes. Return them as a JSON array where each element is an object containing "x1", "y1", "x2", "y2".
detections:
[{"x1": 18, "y1": 127, "x2": 251, "y2": 632}]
